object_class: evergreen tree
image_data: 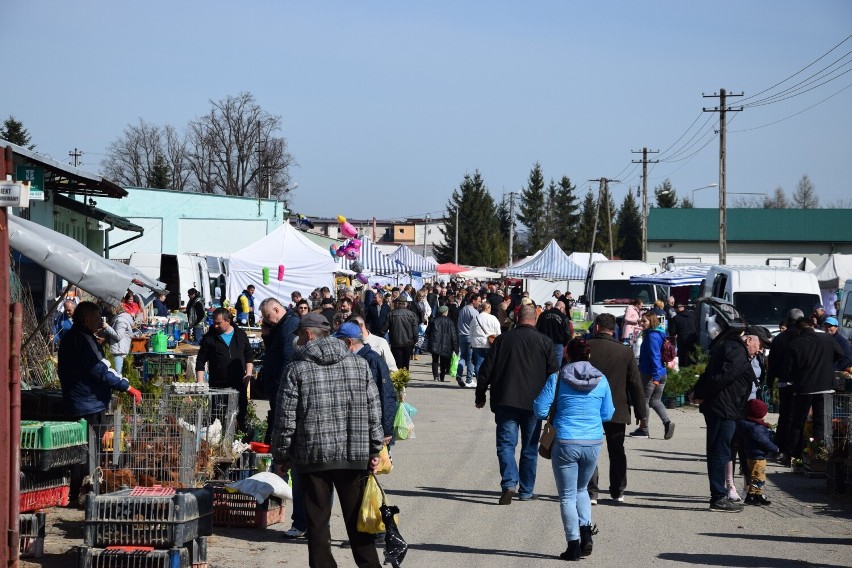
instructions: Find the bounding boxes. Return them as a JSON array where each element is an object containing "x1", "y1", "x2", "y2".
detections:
[
  {"x1": 615, "y1": 191, "x2": 643, "y2": 260},
  {"x1": 679, "y1": 196, "x2": 694, "y2": 208},
  {"x1": 146, "y1": 153, "x2": 172, "y2": 189},
  {"x1": 552, "y1": 176, "x2": 580, "y2": 252},
  {"x1": 654, "y1": 178, "x2": 677, "y2": 208},
  {"x1": 544, "y1": 180, "x2": 559, "y2": 242},
  {"x1": 1, "y1": 115, "x2": 34, "y2": 149},
  {"x1": 575, "y1": 188, "x2": 607, "y2": 254},
  {"x1": 496, "y1": 194, "x2": 513, "y2": 244},
  {"x1": 517, "y1": 162, "x2": 547, "y2": 254},
  {"x1": 792, "y1": 175, "x2": 818, "y2": 209},
  {"x1": 434, "y1": 171, "x2": 506, "y2": 266}
]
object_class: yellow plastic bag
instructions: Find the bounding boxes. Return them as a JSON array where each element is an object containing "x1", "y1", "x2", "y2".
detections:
[
  {"x1": 357, "y1": 474, "x2": 385, "y2": 534},
  {"x1": 375, "y1": 445, "x2": 393, "y2": 475}
]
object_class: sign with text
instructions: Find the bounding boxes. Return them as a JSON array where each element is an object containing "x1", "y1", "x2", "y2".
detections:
[
  {"x1": 0, "y1": 181, "x2": 30, "y2": 207},
  {"x1": 16, "y1": 165, "x2": 44, "y2": 201}
]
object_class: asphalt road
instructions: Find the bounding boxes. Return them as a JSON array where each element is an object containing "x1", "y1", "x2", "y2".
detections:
[{"x1": 25, "y1": 356, "x2": 852, "y2": 567}]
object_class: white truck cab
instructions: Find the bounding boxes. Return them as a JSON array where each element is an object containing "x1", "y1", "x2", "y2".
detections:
[
  {"x1": 581, "y1": 260, "x2": 662, "y2": 323},
  {"x1": 128, "y1": 253, "x2": 212, "y2": 311}
]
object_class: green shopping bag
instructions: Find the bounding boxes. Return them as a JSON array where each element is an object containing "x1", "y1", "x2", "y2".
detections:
[{"x1": 449, "y1": 352, "x2": 460, "y2": 377}]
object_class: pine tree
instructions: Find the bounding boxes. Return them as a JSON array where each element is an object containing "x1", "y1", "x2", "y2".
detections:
[
  {"x1": 552, "y1": 176, "x2": 580, "y2": 252},
  {"x1": 517, "y1": 162, "x2": 547, "y2": 254},
  {"x1": 496, "y1": 194, "x2": 513, "y2": 244},
  {"x1": 616, "y1": 191, "x2": 643, "y2": 260},
  {"x1": 763, "y1": 187, "x2": 789, "y2": 209},
  {"x1": 679, "y1": 196, "x2": 694, "y2": 208},
  {"x1": 575, "y1": 188, "x2": 607, "y2": 254},
  {"x1": 434, "y1": 171, "x2": 506, "y2": 266},
  {"x1": 654, "y1": 178, "x2": 677, "y2": 208},
  {"x1": 147, "y1": 153, "x2": 172, "y2": 189},
  {"x1": 791, "y1": 175, "x2": 818, "y2": 209},
  {"x1": 1, "y1": 115, "x2": 34, "y2": 149},
  {"x1": 544, "y1": 180, "x2": 559, "y2": 242}
]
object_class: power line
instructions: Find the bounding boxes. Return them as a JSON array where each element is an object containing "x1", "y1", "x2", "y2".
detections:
[{"x1": 731, "y1": 80, "x2": 852, "y2": 132}]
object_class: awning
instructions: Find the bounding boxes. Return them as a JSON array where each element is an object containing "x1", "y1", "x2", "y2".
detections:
[
  {"x1": 629, "y1": 265, "x2": 713, "y2": 286},
  {"x1": 436, "y1": 262, "x2": 468, "y2": 275},
  {"x1": 53, "y1": 193, "x2": 144, "y2": 232},
  {"x1": 8, "y1": 214, "x2": 167, "y2": 306}
]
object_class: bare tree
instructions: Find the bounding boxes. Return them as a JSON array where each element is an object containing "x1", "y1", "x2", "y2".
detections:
[
  {"x1": 102, "y1": 119, "x2": 163, "y2": 187},
  {"x1": 762, "y1": 187, "x2": 789, "y2": 209},
  {"x1": 791, "y1": 175, "x2": 819, "y2": 209},
  {"x1": 163, "y1": 125, "x2": 190, "y2": 191},
  {"x1": 731, "y1": 195, "x2": 765, "y2": 208},
  {"x1": 186, "y1": 92, "x2": 296, "y2": 200}
]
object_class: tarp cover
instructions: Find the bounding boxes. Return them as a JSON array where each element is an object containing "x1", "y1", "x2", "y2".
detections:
[
  {"x1": 503, "y1": 240, "x2": 585, "y2": 280},
  {"x1": 227, "y1": 221, "x2": 337, "y2": 306},
  {"x1": 8, "y1": 214, "x2": 166, "y2": 306},
  {"x1": 458, "y1": 267, "x2": 501, "y2": 279},
  {"x1": 810, "y1": 254, "x2": 852, "y2": 289},
  {"x1": 629, "y1": 265, "x2": 713, "y2": 286}
]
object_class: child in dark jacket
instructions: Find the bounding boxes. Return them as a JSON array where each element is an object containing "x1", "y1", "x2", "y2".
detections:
[{"x1": 737, "y1": 399, "x2": 778, "y2": 505}]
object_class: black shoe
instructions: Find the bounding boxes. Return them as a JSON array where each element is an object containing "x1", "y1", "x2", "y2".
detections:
[
  {"x1": 664, "y1": 421, "x2": 675, "y2": 440},
  {"x1": 745, "y1": 494, "x2": 771, "y2": 506},
  {"x1": 710, "y1": 497, "x2": 744, "y2": 512},
  {"x1": 629, "y1": 428, "x2": 649, "y2": 438},
  {"x1": 559, "y1": 540, "x2": 581, "y2": 561},
  {"x1": 498, "y1": 488, "x2": 515, "y2": 505},
  {"x1": 776, "y1": 454, "x2": 792, "y2": 467},
  {"x1": 579, "y1": 524, "x2": 597, "y2": 556}
]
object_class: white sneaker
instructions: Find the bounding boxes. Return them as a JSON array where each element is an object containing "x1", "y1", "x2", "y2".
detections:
[
  {"x1": 727, "y1": 488, "x2": 742, "y2": 503},
  {"x1": 465, "y1": 380, "x2": 477, "y2": 388},
  {"x1": 283, "y1": 526, "x2": 306, "y2": 538},
  {"x1": 590, "y1": 498, "x2": 598, "y2": 505}
]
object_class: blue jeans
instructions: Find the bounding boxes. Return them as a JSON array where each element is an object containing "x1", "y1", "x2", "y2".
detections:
[
  {"x1": 458, "y1": 336, "x2": 473, "y2": 380},
  {"x1": 552, "y1": 343, "x2": 564, "y2": 367},
  {"x1": 552, "y1": 442, "x2": 601, "y2": 542},
  {"x1": 113, "y1": 355, "x2": 125, "y2": 375},
  {"x1": 704, "y1": 414, "x2": 736, "y2": 502},
  {"x1": 494, "y1": 406, "x2": 541, "y2": 498},
  {"x1": 472, "y1": 347, "x2": 490, "y2": 378}
]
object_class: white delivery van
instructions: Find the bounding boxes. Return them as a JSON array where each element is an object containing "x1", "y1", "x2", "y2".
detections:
[
  {"x1": 580, "y1": 261, "x2": 662, "y2": 323},
  {"x1": 129, "y1": 253, "x2": 212, "y2": 311},
  {"x1": 697, "y1": 265, "x2": 821, "y2": 348},
  {"x1": 838, "y1": 279, "x2": 852, "y2": 342}
]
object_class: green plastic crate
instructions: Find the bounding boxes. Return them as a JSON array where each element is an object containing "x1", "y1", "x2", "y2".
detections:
[
  {"x1": 20, "y1": 419, "x2": 88, "y2": 450},
  {"x1": 144, "y1": 358, "x2": 183, "y2": 378}
]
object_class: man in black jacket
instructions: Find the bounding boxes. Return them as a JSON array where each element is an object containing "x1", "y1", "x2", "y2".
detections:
[
  {"x1": 692, "y1": 330, "x2": 757, "y2": 512},
  {"x1": 586, "y1": 313, "x2": 647, "y2": 503},
  {"x1": 387, "y1": 297, "x2": 418, "y2": 370},
  {"x1": 785, "y1": 317, "x2": 843, "y2": 460},
  {"x1": 476, "y1": 305, "x2": 559, "y2": 504},
  {"x1": 258, "y1": 298, "x2": 299, "y2": 443},
  {"x1": 669, "y1": 304, "x2": 698, "y2": 366},
  {"x1": 537, "y1": 301, "x2": 571, "y2": 365},
  {"x1": 767, "y1": 308, "x2": 803, "y2": 465},
  {"x1": 364, "y1": 293, "x2": 390, "y2": 337},
  {"x1": 196, "y1": 307, "x2": 254, "y2": 432}
]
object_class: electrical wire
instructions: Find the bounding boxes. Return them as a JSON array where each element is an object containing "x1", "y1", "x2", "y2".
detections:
[
  {"x1": 743, "y1": 64, "x2": 852, "y2": 108},
  {"x1": 730, "y1": 80, "x2": 852, "y2": 133}
]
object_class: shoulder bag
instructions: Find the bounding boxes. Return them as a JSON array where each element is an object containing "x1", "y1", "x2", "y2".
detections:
[
  {"x1": 538, "y1": 377, "x2": 561, "y2": 459},
  {"x1": 477, "y1": 317, "x2": 497, "y2": 345}
]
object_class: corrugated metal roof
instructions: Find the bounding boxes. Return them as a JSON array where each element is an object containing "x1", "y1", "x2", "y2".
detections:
[{"x1": 647, "y1": 208, "x2": 852, "y2": 242}]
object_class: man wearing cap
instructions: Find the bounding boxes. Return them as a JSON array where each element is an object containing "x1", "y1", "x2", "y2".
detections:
[
  {"x1": 824, "y1": 316, "x2": 852, "y2": 371},
  {"x1": 669, "y1": 303, "x2": 699, "y2": 366},
  {"x1": 272, "y1": 313, "x2": 384, "y2": 567},
  {"x1": 346, "y1": 314, "x2": 397, "y2": 373},
  {"x1": 387, "y1": 295, "x2": 419, "y2": 370},
  {"x1": 811, "y1": 303, "x2": 826, "y2": 327},
  {"x1": 767, "y1": 309, "x2": 804, "y2": 466},
  {"x1": 335, "y1": 322, "x2": 397, "y2": 445},
  {"x1": 786, "y1": 317, "x2": 844, "y2": 462}
]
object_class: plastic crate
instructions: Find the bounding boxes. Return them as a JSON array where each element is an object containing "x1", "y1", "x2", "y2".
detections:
[
  {"x1": 207, "y1": 481, "x2": 285, "y2": 528},
  {"x1": 77, "y1": 546, "x2": 190, "y2": 568},
  {"x1": 21, "y1": 485, "x2": 71, "y2": 512},
  {"x1": 143, "y1": 359, "x2": 184, "y2": 379},
  {"x1": 84, "y1": 488, "x2": 213, "y2": 548},
  {"x1": 19, "y1": 512, "x2": 46, "y2": 559},
  {"x1": 21, "y1": 419, "x2": 88, "y2": 449},
  {"x1": 21, "y1": 389, "x2": 76, "y2": 421},
  {"x1": 21, "y1": 443, "x2": 88, "y2": 471}
]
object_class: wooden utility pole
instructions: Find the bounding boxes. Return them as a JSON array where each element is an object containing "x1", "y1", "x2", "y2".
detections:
[
  {"x1": 508, "y1": 192, "x2": 515, "y2": 266},
  {"x1": 703, "y1": 89, "x2": 742, "y2": 265},
  {"x1": 631, "y1": 147, "x2": 659, "y2": 262},
  {"x1": 588, "y1": 178, "x2": 619, "y2": 260},
  {"x1": 68, "y1": 147, "x2": 83, "y2": 167}
]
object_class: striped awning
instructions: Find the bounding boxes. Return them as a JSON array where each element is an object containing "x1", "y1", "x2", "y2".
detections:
[
  {"x1": 503, "y1": 240, "x2": 586, "y2": 280},
  {"x1": 334, "y1": 236, "x2": 407, "y2": 275},
  {"x1": 629, "y1": 265, "x2": 713, "y2": 286},
  {"x1": 388, "y1": 245, "x2": 437, "y2": 275}
]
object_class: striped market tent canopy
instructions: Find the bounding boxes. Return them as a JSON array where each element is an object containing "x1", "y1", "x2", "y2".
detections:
[
  {"x1": 629, "y1": 264, "x2": 714, "y2": 286},
  {"x1": 388, "y1": 245, "x2": 437, "y2": 275},
  {"x1": 334, "y1": 235, "x2": 408, "y2": 275},
  {"x1": 503, "y1": 240, "x2": 586, "y2": 280}
]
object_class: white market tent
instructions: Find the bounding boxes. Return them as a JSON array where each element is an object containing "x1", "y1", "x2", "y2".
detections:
[
  {"x1": 503, "y1": 240, "x2": 586, "y2": 280},
  {"x1": 228, "y1": 221, "x2": 337, "y2": 305},
  {"x1": 334, "y1": 235, "x2": 408, "y2": 276},
  {"x1": 388, "y1": 245, "x2": 436, "y2": 276},
  {"x1": 629, "y1": 264, "x2": 714, "y2": 286},
  {"x1": 810, "y1": 254, "x2": 852, "y2": 289},
  {"x1": 458, "y1": 266, "x2": 502, "y2": 279},
  {"x1": 566, "y1": 252, "x2": 609, "y2": 272}
]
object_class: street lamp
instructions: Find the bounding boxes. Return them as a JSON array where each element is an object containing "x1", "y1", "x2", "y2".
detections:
[{"x1": 691, "y1": 183, "x2": 718, "y2": 206}]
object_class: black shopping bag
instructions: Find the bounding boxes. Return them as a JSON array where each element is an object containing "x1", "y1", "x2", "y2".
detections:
[{"x1": 380, "y1": 502, "x2": 408, "y2": 567}]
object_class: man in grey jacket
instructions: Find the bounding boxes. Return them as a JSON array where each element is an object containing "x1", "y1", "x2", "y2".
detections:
[
  {"x1": 272, "y1": 313, "x2": 384, "y2": 568},
  {"x1": 585, "y1": 313, "x2": 648, "y2": 503}
]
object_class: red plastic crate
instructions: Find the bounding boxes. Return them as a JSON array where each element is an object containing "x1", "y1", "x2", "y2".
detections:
[
  {"x1": 206, "y1": 482, "x2": 285, "y2": 528},
  {"x1": 20, "y1": 485, "x2": 70, "y2": 512}
]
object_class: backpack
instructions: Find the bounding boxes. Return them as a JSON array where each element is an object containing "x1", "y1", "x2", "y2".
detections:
[{"x1": 661, "y1": 337, "x2": 676, "y2": 364}]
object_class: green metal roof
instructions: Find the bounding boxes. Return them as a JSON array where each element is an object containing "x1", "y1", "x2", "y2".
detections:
[{"x1": 647, "y1": 208, "x2": 852, "y2": 242}]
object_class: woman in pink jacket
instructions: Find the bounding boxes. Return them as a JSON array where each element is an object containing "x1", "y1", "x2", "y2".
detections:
[{"x1": 621, "y1": 298, "x2": 643, "y2": 342}]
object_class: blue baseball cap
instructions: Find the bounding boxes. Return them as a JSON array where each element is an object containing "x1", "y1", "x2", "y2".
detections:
[
  {"x1": 825, "y1": 316, "x2": 839, "y2": 327},
  {"x1": 333, "y1": 322, "x2": 362, "y2": 339}
]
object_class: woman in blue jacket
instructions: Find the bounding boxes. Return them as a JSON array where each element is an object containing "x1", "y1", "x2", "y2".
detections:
[
  {"x1": 631, "y1": 312, "x2": 675, "y2": 440},
  {"x1": 534, "y1": 339, "x2": 614, "y2": 561}
]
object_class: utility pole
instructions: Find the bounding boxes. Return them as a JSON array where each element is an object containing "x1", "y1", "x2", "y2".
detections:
[
  {"x1": 508, "y1": 192, "x2": 515, "y2": 266},
  {"x1": 589, "y1": 178, "x2": 619, "y2": 259},
  {"x1": 454, "y1": 207, "x2": 459, "y2": 265},
  {"x1": 423, "y1": 214, "x2": 430, "y2": 257},
  {"x1": 68, "y1": 148, "x2": 83, "y2": 167},
  {"x1": 631, "y1": 147, "x2": 659, "y2": 262},
  {"x1": 704, "y1": 88, "x2": 742, "y2": 265}
]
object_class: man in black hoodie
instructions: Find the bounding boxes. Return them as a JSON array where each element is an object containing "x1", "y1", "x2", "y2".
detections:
[
  {"x1": 785, "y1": 317, "x2": 843, "y2": 460},
  {"x1": 767, "y1": 308, "x2": 803, "y2": 465}
]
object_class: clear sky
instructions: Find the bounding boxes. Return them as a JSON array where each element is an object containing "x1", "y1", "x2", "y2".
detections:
[{"x1": 4, "y1": 2, "x2": 851, "y2": 220}]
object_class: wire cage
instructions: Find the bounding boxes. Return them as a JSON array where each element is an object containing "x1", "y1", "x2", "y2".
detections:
[
  {"x1": 97, "y1": 385, "x2": 238, "y2": 490},
  {"x1": 830, "y1": 393, "x2": 852, "y2": 459}
]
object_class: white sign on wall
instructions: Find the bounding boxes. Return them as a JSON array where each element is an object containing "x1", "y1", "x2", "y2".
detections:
[{"x1": 0, "y1": 181, "x2": 30, "y2": 207}]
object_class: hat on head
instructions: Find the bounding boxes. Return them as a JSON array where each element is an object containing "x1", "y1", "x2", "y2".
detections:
[
  {"x1": 320, "y1": 297, "x2": 334, "y2": 306},
  {"x1": 333, "y1": 322, "x2": 362, "y2": 339},
  {"x1": 520, "y1": 297, "x2": 533, "y2": 306},
  {"x1": 825, "y1": 316, "x2": 839, "y2": 327},
  {"x1": 298, "y1": 313, "x2": 331, "y2": 330},
  {"x1": 814, "y1": 302, "x2": 824, "y2": 310},
  {"x1": 438, "y1": 305, "x2": 449, "y2": 315},
  {"x1": 745, "y1": 325, "x2": 772, "y2": 348},
  {"x1": 400, "y1": 293, "x2": 412, "y2": 302},
  {"x1": 746, "y1": 399, "x2": 770, "y2": 426},
  {"x1": 544, "y1": 301, "x2": 553, "y2": 307}
]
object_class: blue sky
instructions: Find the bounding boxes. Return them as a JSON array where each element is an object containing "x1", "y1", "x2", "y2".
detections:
[{"x1": 4, "y1": 1, "x2": 850, "y2": 220}]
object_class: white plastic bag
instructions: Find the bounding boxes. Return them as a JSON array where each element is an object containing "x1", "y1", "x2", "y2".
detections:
[{"x1": 226, "y1": 471, "x2": 293, "y2": 503}]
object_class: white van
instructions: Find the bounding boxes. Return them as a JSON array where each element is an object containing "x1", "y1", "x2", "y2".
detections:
[
  {"x1": 129, "y1": 253, "x2": 212, "y2": 311},
  {"x1": 581, "y1": 260, "x2": 662, "y2": 323},
  {"x1": 697, "y1": 265, "x2": 821, "y2": 348},
  {"x1": 838, "y1": 279, "x2": 852, "y2": 341}
]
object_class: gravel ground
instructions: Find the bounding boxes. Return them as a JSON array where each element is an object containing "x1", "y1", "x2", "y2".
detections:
[{"x1": 22, "y1": 356, "x2": 852, "y2": 567}]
